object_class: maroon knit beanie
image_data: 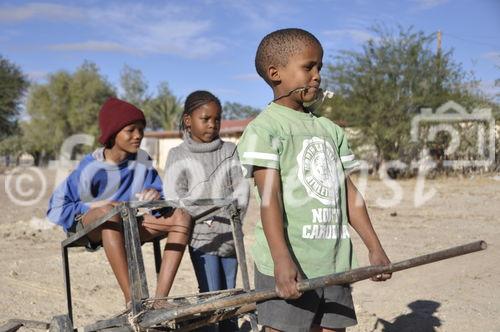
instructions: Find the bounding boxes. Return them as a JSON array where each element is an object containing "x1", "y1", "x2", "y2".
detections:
[{"x1": 98, "y1": 97, "x2": 146, "y2": 145}]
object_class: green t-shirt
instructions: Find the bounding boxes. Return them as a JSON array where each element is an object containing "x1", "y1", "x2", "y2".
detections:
[{"x1": 237, "y1": 103, "x2": 360, "y2": 278}]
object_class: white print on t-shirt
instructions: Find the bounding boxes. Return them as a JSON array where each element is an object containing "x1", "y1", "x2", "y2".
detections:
[
  {"x1": 302, "y1": 224, "x2": 350, "y2": 239},
  {"x1": 301, "y1": 207, "x2": 349, "y2": 239},
  {"x1": 312, "y1": 207, "x2": 340, "y2": 223},
  {"x1": 296, "y1": 137, "x2": 340, "y2": 205}
]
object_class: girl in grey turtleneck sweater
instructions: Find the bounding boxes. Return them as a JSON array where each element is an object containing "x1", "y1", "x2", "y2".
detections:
[{"x1": 164, "y1": 91, "x2": 248, "y2": 332}]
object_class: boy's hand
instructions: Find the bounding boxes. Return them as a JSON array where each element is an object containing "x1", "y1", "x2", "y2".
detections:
[
  {"x1": 136, "y1": 188, "x2": 161, "y2": 201},
  {"x1": 369, "y1": 249, "x2": 392, "y2": 281},
  {"x1": 274, "y1": 256, "x2": 302, "y2": 299}
]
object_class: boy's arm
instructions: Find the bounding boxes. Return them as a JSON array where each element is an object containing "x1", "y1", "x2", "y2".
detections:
[
  {"x1": 47, "y1": 169, "x2": 97, "y2": 230},
  {"x1": 346, "y1": 176, "x2": 392, "y2": 281},
  {"x1": 254, "y1": 167, "x2": 302, "y2": 299}
]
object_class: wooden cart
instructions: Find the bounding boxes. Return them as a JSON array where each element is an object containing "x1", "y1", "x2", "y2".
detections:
[{"x1": 0, "y1": 197, "x2": 487, "y2": 332}]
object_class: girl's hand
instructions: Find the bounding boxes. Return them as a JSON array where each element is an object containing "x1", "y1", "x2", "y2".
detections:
[
  {"x1": 136, "y1": 189, "x2": 161, "y2": 201},
  {"x1": 369, "y1": 249, "x2": 392, "y2": 281}
]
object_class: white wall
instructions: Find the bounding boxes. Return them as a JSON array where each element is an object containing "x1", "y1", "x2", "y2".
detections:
[{"x1": 142, "y1": 136, "x2": 240, "y2": 171}]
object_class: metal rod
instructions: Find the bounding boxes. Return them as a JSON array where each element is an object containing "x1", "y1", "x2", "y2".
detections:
[
  {"x1": 174, "y1": 303, "x2": 257, "y2": 332},
  {"x1": 62, "y1": 198, "x2": 233, "y2": 247},
  {"x1": 298, "y1": 240, "x2": 487, "y2": 292},
  {"x1": 139, "y1": 240, "x2": 487, "y2": 327},
  {"x1": 61, "y1": 245, "x2": 73, "y2": 324},
  {"x1": 229, "y1": 204, "x2": 259, "y2": 331},
  {"x1": 153, "y1": 238, "x2": 162, "y2": 277},
  {"x1": 128, "y1": 198, "x2": 234, "y2": 209},
  {"x1": 122, "y1": 204, "x2": 149, "y2": 315},
  {"x1": 62, "y1": 206, "x2": 120, "y2": 247}
]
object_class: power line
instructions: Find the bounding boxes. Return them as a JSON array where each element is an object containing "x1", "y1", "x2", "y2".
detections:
[{"x1": 443, "y1": 31, "x2": 500, "y2": 49}]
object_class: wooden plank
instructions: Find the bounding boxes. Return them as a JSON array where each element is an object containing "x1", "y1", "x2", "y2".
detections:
[
  {"x1": 83, "y1": 315, "x2": 129, "y2": 332},
  {"x1": 0, "y1": 320, "x2": 49, "y2": 332},
  {"x1": 49, "y1": 315, "x2": 73, "y2": 332},
  {"x1": 97, "y1": 327, "x2": 134, "y2": 332},
  {"x1": 0, "y1": 321, "x2": 22, "y2": 332}
]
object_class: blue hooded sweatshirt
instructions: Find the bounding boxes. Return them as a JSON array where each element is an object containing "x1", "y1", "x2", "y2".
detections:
[{"x1": 47, "y1": 148, "x2": 163, "y2": 231}]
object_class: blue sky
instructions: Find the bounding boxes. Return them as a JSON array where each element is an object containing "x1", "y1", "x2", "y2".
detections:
[{"x1": 1, "y1": 0, "x2": 499, "y2": 110}]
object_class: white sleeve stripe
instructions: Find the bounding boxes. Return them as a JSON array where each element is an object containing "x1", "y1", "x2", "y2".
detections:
[
  {"x1": 341, "y1": 154, "x2": 355, "y2": 162},
  {"x1": 345, "y1": 161, "x2": 360, "y2": 169},
  {"x1": 243, "y1": 152, "x2": 279, "y2": 161}
]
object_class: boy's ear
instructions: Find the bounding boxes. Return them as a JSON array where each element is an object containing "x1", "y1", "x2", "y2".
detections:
[{"x1": 268, "y1": 65, "x2": 281, "y2": 84}]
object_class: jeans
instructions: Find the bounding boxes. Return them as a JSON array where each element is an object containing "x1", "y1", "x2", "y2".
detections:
[{"x1": 189, "y1": 247, "x2": 239, "y2": 332}]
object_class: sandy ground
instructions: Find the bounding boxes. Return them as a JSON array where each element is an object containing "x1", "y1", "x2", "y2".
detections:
[{"x1": 0, "y1": 168, "x2": 499, "y2": 331}]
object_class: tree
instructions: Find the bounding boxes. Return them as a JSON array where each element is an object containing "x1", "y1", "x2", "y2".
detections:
[
  {"x1": 119, "y1": 65, "x2": 182, "y2": 130},
  {"x1": 322, "y1": 25, "x2": 490, "y2": 167},
  {"x1": 143, "y1": 82, "x2": 183, "y2": 130},
  {"x1": 23, "y1": 61, "x2": 115, "y2": 164},
  {"x1": 222, "y1": 102, "x2": 260, "y2": 120},
  {"x1": 120, "y1": 64, "x2": 148, "y2": 107},
  {"x1": 0, "y1": 55, "x2": 28, "y2": 141},
  {"x1": 0, "y1": 135, "x2": 23, "y2": 165}
]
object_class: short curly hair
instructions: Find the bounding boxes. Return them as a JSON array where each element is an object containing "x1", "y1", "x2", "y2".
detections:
[{"x1": 255, "y1": 28, "x2": 322, "y2": 86}]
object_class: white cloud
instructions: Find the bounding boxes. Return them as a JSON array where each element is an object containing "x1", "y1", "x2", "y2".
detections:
[
  {"x1": 0, "y1": 2, "x2": 83, "y2": 22},
  {"x1": 1, "y1": 2, "x2": 225, "y2": 59},
  {"x1": 482, "y1": 51, "x2": 500, "y2": 66},
  {"x1": 477, "y1": 80, "x2": 499, "y2": 100},
  {"x1": 323, "y1": 29, "x2": 375, "y2": 45},
  {"x1": 26, "y1": 70, "x2": 48, "y2": 82},
  {"x1": 232, "y1": 73, "x2": 260, "y2": 81},
  {"x1": 411, "y1": 0, "x2": 449, "y2": 11},
  {"x1": 213, "y1": 88, "x2": 240, "y2": 96},
  {"x1": 220, "y1": 0, "x2": 294, "y2": 30},
  {"x1": 119, "y1": 19, "x2": 224, "y2": 59},
  {"x1": 48, "y1": 41, "x2": 134, "y2": 53}
]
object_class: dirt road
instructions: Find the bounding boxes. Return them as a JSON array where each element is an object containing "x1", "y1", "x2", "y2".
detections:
[{"x1": 0, "y1": 169, "x2": 498, "y2": 331}]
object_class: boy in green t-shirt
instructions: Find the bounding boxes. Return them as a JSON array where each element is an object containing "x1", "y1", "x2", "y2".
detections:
[{"x1": 237, "y1": 28, "x2": 391, "y2": 332}]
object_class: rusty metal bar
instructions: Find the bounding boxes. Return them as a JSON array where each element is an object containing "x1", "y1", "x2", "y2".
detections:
[
  {"x1": 121, "y1": 203, "x2": 149, "y2": 315},
  {"x1": 229, "y1": 203, "x2": 259, "y2": 331},
  {"x1": 139, "y1": 240, "x2": 487, "y2": 328}
]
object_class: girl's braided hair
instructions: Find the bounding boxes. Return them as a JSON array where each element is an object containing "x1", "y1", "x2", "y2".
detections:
[{"x1": 180, "y1": 90, "x2": 222, "y2": 132}]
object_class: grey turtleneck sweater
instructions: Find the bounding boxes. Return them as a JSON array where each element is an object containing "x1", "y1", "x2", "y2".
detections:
[{"x1": 164, "y1": 135, "x2": 249, "y2": 256}]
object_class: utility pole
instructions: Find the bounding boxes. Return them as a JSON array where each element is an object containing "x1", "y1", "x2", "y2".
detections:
[
  {"x1": 436, "y1": 30, "x2": 442, "y2": 91},
  {"x1": 437, "y1": 30, "x2": 442, "y2": 54}
]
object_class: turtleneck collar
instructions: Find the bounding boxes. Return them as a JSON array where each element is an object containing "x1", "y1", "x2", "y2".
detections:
[{"x1": 182, "y1": 133, "x2": 223, "y2": 153}]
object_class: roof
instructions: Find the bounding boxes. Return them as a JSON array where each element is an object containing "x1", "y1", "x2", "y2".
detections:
[
  {"x1": 220, "y1": 118, "x2": 254, "y2": 133},
  {"x1": 144, "y1": 117, "x2": 254, "y2": 139}
]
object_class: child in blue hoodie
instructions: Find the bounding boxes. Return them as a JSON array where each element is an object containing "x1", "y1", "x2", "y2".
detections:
[{"x1": 47, "y1": 97, "x2": 192, "y2": 309}]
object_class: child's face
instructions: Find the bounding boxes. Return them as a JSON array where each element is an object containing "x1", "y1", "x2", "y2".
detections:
[
  {"x1": 275, "y1": 42, "x2": 323, "y2": 107},
  {"x1": 184, "y1": 101, "x2": 221, "y2": 143},
  {"x1": 113, "y1": 121, "x2": 145, "y2": 154}
]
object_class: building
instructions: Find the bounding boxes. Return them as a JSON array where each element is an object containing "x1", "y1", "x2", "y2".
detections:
[{"x1": 142, "y1": 118, "x2": 254, "y2": 170}]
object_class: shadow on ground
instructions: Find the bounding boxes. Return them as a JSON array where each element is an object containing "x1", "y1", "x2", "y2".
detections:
[{"x1": 373, "y1": 300, "x2": 441, "y2": 332}]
